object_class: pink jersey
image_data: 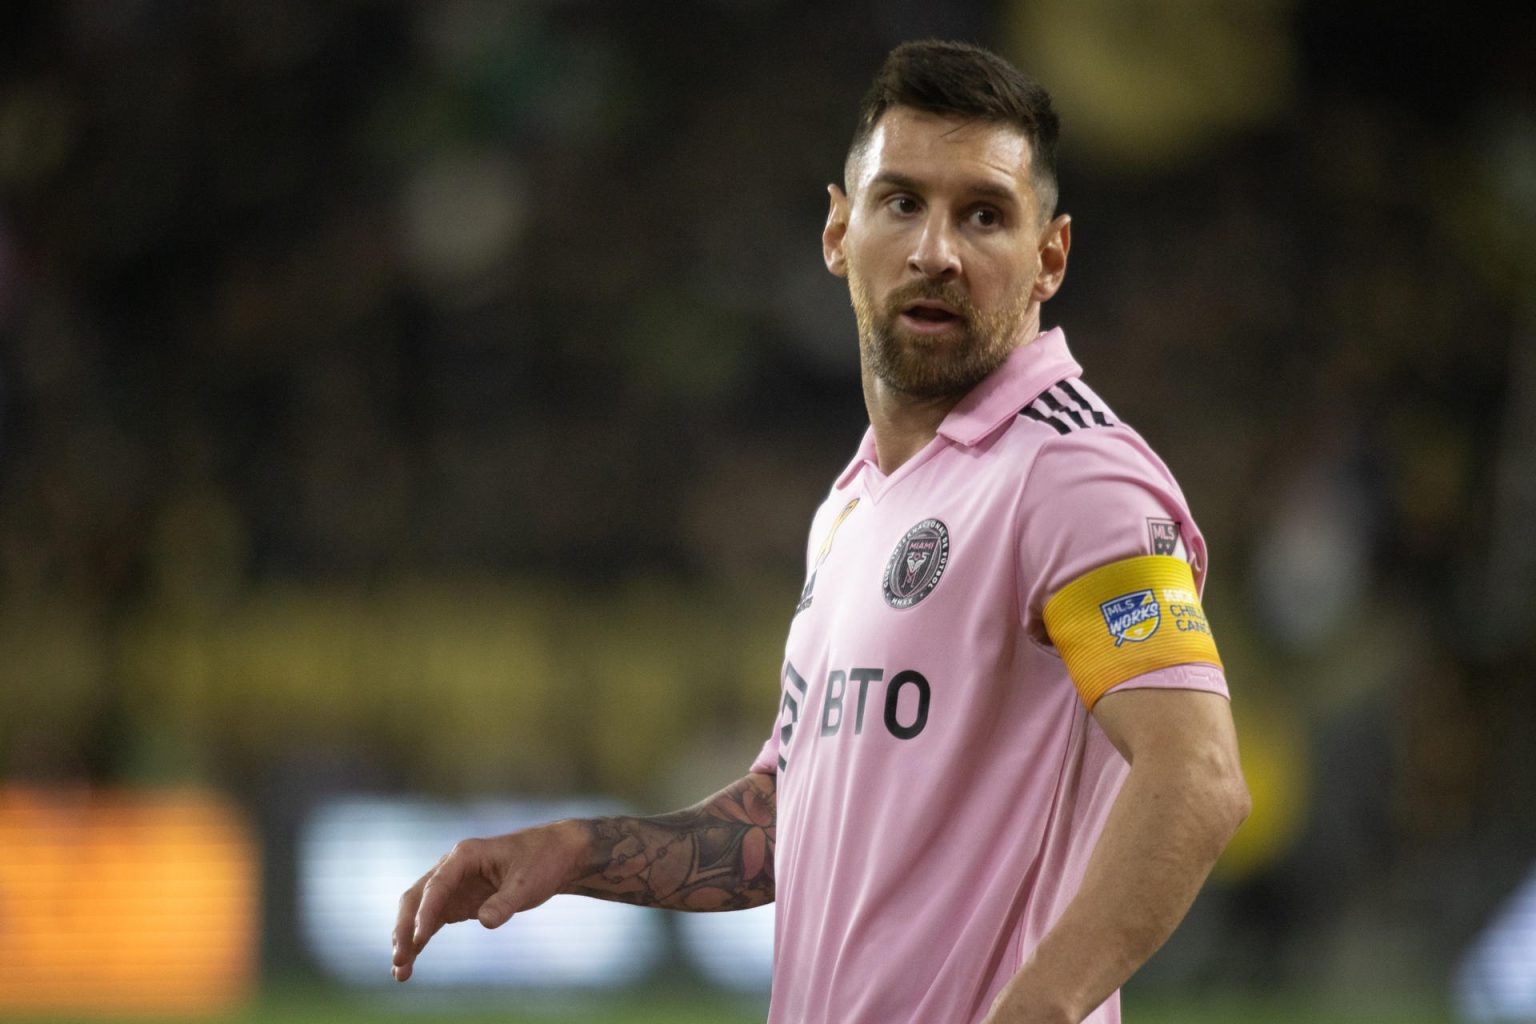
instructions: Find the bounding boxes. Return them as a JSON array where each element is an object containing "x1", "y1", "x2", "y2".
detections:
[{"x1": 751, "y1": 328, "x2": 1228, "y2": 1024}]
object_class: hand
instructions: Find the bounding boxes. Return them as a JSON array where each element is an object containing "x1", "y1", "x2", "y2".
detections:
[{"x1": 390, "y1": 820, "x2": 585, "y2": 982}]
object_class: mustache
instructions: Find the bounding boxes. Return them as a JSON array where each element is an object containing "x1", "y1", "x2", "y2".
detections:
[{"x1": 883, "y1": 281, "x2": 977, "y2": 320}]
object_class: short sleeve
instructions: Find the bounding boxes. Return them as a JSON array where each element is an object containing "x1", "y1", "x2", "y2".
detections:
[{"x1": 1017, "y1": 426, "x2": 1225, "y2": 708}]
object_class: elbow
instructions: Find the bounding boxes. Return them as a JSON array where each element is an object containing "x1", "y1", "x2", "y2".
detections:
[
  {"x1": 1213, "y1": 763, "x2": 1251, "y2": 845},
  {"x1": 1227, "y1": 773, "x2": 1252, "y2": 836},
  {"x1": 1179, "y1": 741, "x2": 1249, "y2": 846},
  {"x1": 1197, "y1": 722, "x2": 1251, "y2": 841}
]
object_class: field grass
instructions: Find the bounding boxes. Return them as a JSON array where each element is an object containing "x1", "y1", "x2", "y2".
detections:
[
  {"x1": 0, "y1": 986, "x2": 1459, "y2": 1024},
  {"x1": 1126, "y1": 995, "x2": 1456, "y2": 1024}
]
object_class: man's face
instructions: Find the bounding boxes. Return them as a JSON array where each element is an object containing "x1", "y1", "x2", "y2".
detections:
[{"x1": 825, "y1": 107, "x2": 1065, "y2": 400}]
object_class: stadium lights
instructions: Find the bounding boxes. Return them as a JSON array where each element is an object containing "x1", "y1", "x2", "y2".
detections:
[{"x1": 1456, "y1": 861, "x2": 1536, "y2": 1021}]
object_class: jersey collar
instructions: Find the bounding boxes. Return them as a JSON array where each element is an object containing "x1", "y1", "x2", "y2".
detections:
[
  {"x1": 938, "y1": 326, "x2": 1080, "y2": 447},
  {"x1": 836, "y1": 429, "x2": 882, "y2": 490},
  {"x1": 835, "y1": 328, "x2": 1081, "y2": 489}
]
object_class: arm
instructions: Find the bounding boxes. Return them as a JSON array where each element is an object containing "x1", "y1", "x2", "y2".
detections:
[
  {"x1": 391, "y1": 772, "x2": 775, "y2": 982},
  {"x1": 982, "y1": 688, "x2": 1249, "y2": 1024}
]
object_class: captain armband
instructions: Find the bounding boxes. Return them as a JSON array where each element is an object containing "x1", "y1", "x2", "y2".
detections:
[{"x1": 1041, "y1": 555, "x2": 1222, "y2": 710}]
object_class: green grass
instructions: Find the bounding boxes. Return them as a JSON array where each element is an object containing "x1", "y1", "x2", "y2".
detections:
[
  {"x1": 0, "y1": 987, "x2": 766, "y2": 1024},
  {"x1": 0, "y1": 987, "x2": 1457, "y2": 1024},
  {"x1": 1124, "y1": 995, "x2": 1456, "y2": 1024}
]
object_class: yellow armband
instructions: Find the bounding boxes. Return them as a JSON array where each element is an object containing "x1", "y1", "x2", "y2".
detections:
[{"x1": 1042, "y1": 555, "x2": 1221, "y2": 710}]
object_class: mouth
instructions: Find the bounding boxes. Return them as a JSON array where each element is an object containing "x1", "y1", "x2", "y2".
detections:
[{"x1": 899, "y1": 300, "x2": 964, "y2": 334}]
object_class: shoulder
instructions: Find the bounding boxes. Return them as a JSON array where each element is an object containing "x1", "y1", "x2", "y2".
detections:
[
  {"x1": 1017, "y1": 377, "x2": 1120, "y2": 438},
  {"x1": 1003, "y1": 377, "x2": 1185, "y2": 508},
  {"x1": 1009, "y1": 377, "x2": 1208, "y2": 608}
]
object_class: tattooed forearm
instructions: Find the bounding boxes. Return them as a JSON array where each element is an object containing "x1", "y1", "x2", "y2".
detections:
[{"x1": 564, "y1": 772, "x2": 776, "y2": 911}]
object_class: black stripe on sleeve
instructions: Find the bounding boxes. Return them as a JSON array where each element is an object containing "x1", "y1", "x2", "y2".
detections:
[
  {"x1": 1057, "y1": 380, "x2": 1111, "y2": 426},
  {"x1": 1020, "y1": 403, "x2": 1071, "y2": 435},
  {"x1": 1039, "y1": 390, "x2": 1089, "y2": 429}
]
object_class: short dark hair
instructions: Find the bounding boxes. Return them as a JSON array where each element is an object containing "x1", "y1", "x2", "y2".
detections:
[{"x1": 846, "y1": 40, "x2": 1060, "y2": 218}]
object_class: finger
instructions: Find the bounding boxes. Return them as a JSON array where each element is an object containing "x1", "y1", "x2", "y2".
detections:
[
  {"x1": 395, "y1": 853, "x2": 448, "y2": 953},
  {"x1": 393, "y1": 881, "x2": 427, "y2": 965},
  {"x1": 392, "y1": 897, "x2": 424, "y2": 980},
  {"x1": 393, "y1": 854, "x2": 450, "y2": 982},
  {"x1": 414, "y1": 847, "x2": 471, "y2": 947},
  {"x1": 392, "y1": 900, "x2": 418, "y2": 981},
  {"x1": 391, "y1": 936, "x2": 417, "y2": 982}
]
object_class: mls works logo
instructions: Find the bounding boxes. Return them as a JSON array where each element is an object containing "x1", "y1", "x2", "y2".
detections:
[
  {"x1": 882, "y1": 519, "x2": 949, "y2": 609},
  {"x1": 1101, "y1": 590, "x2": 1161, "y2": 645}
]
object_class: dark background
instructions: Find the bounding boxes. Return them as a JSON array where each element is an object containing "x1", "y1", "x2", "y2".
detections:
[{"x1": 2, "y1": 0, "x2": 1533, "y2": 1008}]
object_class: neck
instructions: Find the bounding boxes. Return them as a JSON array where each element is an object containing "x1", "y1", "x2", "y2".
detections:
[
  {"x1": 861, "y1": 315, "x2": 1043, "y2": 476},
  {"x1": 861, "y1": 369, "x2": 966, "y2": 476}
]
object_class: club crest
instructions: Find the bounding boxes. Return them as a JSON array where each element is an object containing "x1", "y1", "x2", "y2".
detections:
[
  {"x1": 882, "y1": 518, "x2": 950, "y2": 609},
  {"x1": 1100, "y1": 590, "x2": 1161, "y2": 646}
]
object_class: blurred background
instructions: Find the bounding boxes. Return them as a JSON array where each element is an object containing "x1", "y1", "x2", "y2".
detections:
[{"x1": 1, "y1": 0, "x2": 1534, "y2": 1021}]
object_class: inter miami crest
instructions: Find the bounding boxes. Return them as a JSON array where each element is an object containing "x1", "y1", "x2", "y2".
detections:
[{"x1": 882, "y1": 518, "x2": 950, "y2": 609}]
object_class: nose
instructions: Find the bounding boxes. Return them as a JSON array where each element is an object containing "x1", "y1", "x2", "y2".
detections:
[{"x1": 908, "y1": 213, "x2": 960, "y2": 280}]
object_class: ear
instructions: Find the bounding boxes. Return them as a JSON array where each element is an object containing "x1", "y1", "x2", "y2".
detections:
[
  {"x1": 823, "y1": 184, "x2": 850, "y2": 278},
  {"x1": 1031, "y1": 213, "x2": 1071, "y2": 303}
]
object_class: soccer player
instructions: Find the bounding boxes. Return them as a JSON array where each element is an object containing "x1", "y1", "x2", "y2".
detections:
[{"x1": 391, "y1": 40, "x2": 1249, "y2": 1024}]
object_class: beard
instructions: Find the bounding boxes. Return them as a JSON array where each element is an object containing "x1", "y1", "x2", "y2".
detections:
[{"x1": 849, "y1": 271, "x2": 1029, "y2": 400}]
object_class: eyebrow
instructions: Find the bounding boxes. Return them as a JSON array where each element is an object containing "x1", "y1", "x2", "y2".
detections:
[{"x1": 868, "y1": 170, "x2": 1021, "y2": 206}]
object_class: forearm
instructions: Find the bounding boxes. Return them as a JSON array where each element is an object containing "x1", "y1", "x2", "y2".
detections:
[
  {"x1": 991, "y1": 752, "x2": 1248, "y2": 1023},
  {"x1": 560, "y1": 771, "x2": 776, "y2": 911}
]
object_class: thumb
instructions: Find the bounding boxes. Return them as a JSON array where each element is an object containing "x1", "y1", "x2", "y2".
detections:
[{"x1": 477, "y1": 889, "x2": 519, "y2": 929}]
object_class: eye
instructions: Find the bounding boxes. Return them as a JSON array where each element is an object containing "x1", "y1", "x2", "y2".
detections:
[
  {"x1": 886, "y1": 195, "x2": 920, "y2": 216},
  {"x1": 969, "y1": 207, "x2": 1003, "y2": 228}
]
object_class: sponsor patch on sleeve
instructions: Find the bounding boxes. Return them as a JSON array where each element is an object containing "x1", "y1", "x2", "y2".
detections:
[
  {"x1": 1042, "y1": 554, "x2": 1221, "y2": 709},
  {"x1": 1147, "y1": 518, "x2": 1185, "y2": 558}
]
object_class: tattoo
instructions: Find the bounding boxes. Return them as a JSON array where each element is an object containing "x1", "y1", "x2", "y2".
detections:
[{"x1": 566, "y1": 773, "x2": 776, "y2": 911}]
